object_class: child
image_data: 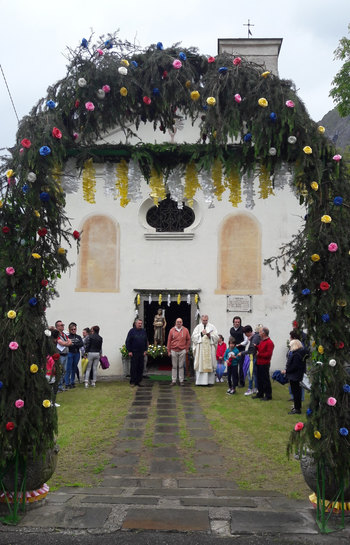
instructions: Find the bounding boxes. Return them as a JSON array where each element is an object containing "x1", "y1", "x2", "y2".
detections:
[
  {"x1": 224, "y1": 337, "x2": 239, "y2": 395},
  {"x1": 216, "y1": 335, "x2": 227, "y2": 382}
]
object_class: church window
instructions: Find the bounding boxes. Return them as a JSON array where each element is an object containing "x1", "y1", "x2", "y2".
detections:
[{"x1": 146, "y1": 196, "x2": 195, "y2": 232}]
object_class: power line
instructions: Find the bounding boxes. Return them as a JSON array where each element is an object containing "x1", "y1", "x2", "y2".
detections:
[{"x1": 0, "y1": 64, "x2": 20, "y2": 124}]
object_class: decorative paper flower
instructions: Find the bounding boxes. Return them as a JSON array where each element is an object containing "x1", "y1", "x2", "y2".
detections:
[
  {"x1": 0, "y1": 381, "x2": 3, "y2": 389},
  {"x1": 6, "y1": 422, "x2": 15, "y2": 431},
  {"x1": 321, "y1": 215, "x2": 331, "y2": 223},
  {"x1": 218, "y1": 66, "x2": 228, "y2": 73},
  {"x1": 15, "y1": 399, "x2": 24, "y2": 409},
  {"x1": 85, "y1": 102, "x2": 95, "y2": 111},
  {"x1": 162, "y1": 70, "x2": 168, "y2": 79},
  {"x1": 333, "y1": 196, "x2": 343, "y2": 206},
  {"x1": 52, "y1": 353, "x2": 60, "y2": 361},
  {"x1": 269, "y1": 112, "x2": 277, "y2": 121},
  {"x1": 286, "y1": 100, "x2": 295, "y2": 108},
  {"x1": 9, "y1": 342, "x2": 19, "y2": 350},
  {"x1": 104, "y1": 40, "x2": 113, "y2": 49},
  {"x1": 243, "y1": 133, "x2": 252, "y2": 143},
  {"x1": 318, "y1": 345, "x2": 324, "y2": 354},
  {"x1": 269, "y1": 147, "x2": 277, "y2": 156},
  {"x1": 261, "y1": 71, "x2": 270, "y2": 78},
  {"x1": 34, "y1": 210, "x2": 40, "y2": 217},
  {"x1": 30, "y1": 363, "x2": 38, "y2": 373},
  {"x1": 27, "y1": 171, "x2": 37, "y2": 182},
  {"x1": 46, "y1": 100, "x2": 56, "y2": 109},
  {"x1": 40, "y1": 192, "x2": 50, "y2": 202},
  {"x1": 191, "y1": 90, "x2": 200, "y2": 101},
  {"x1": 333, "y1": 154, "x2": 342, "y2": 161},
  {"x1": 42, "y1": 399, "x2": 51, "y2": 408},
  {"x1": 7, "y1": 310, "x2": 16, "y2": 319},
  {"x1": 102, "y1": 84, "x2": 111, "y2": 93},
  {"x1": 336, "y1": 299, "x2": 347, "y2": 307},
  {"x1": 294, "y1": 422, "x2": 304, "y2": 431},
  {"x1": 327, "y1": 397, "x2": 337, "y2": 406},
  {"x1": 22, "y1": 184, "x2": 29, "y2": 194},
  {"x1": 131, "y1": 60, "x2": 138, "y2": 68},
  {"x1": 206, "y1": 97, "x2": 216, "y2": 106},
  {"x1": 208, "y1": 56, "x2": 215, "y2": 63},
  {"x1": 185, "y1": 80, "x2": 191, "y2": 89},
  {"x1": 78, "y1": 78, "x2": 87, "y2": 87},
  {"x1": 343, "y1": 384, "x2": 350, "y2": 393},
  {"x1": 303, "y1": 146, "x2": 312, "y2": 155},
  {"x1": 29, "y1": 297, "x2": 37, "y2": 307},
  {"x1": 311, "y1": 182, "x2": 318, "y2": 190},
  {"x1": 302, "y1": 289, "x2": 310, "y2": 295},
  {"x1": 96, "y1": 48, "x2": 103, "y2": 56},
  {"x1": 143, "y1": 96, "x2": 151, "y2": 105},
  {"x1": 328, "y1": 359, "x2": 336, "y2": 367},
  {"x1": 75, "y1": 100, "x2": 80, "y2": 108},
  {"x1": 97, "y1": 89, "x2": 105, "y2": 99},
  {"x1": 156, "y1": 42, "x2": 163, "y2": 50},
  {"x1": 32, "y1": 253, "x2": 41, "y2": 259},
  {"x1": 320, "y1": 281, "x2": 330, "y2": 291},
  {"x1": 173, "y1": 59, "x2": 182, "y2": 69},
  {"x1": 234, "y1": 94, "x2": 242, "y2": 103},
  {"x1": 38, "y1": 228, "x2": 48, "y2": 237},
  {"x1": 336, "y1": 341, "x2": 345, "y2": 349},
  {"x1": 73, "y1": 230, "x2": 80, "y2": 240},
  {"x1": 318, "y1": 125, "x2": 325, "y2": 134},
  {"x1": 81, "y1": 38, "x2": 88, "y2": 48},
  {"x1": 120, "y1": 87, "x2": 128, "y2": 96},
  {"x1": 58, "y1": 247, "x2": 66, "y2": 255},
  {"x1": 314, "y1": 431, "x2": 321, "y2": 440},
  {"x1": 6, "y1": 267, "x2": 15, "y2": 275},
  {"x1": 73, "y1": 132, "x2": 80, "y2": 141},
  {"x1": 44, "y1": 328, "x2": 51, "y2": 335},
  {"x1": 328, "y1": 242, "x2": 338, "y2": 252},
  {"x1": 152, "y1": 87, "x2": 160, "y2": 96},
  {"x1": 179, "y1": 52, "x2": 187, "y2": 61},
  {"x1": 233, "y1": 57, "x2": 241, "y2": 65},
  {"x1": 322, "y1": 313, "x2": 330, "y2": 323},
  {"x1": 258, "y1": 97, "x2": 268, "y2": 108},
  {"x1": 340, "y1": 428, "x2": 349, "y2": 436},
  {"x1": 6, "y1": 169, "x2": 14, "y2": 178},
  {"x1": 306, "y1": 408, "x2": 312, "y2": 416},
  {"x1": 39, "y1": 146, "x2": 51, "y2": 156},
  {"x1": 121, "y1": 59, "x2": 129, "y2": 66},
  {"x1": 288, "y1": 136, "x2": 297, "y2": 144},
  {"x1": 21, "y1": 138, "x2": 31, "y2": 148},
  {"x1": 311, "y1": 254, "x2": 320, "y2": 262},
  {"x1": 2, "y1": 226, "x2": 10, "y2": 234},
  {"x1": 118, "y1": 67, "x2": 128, "y2": 75}
]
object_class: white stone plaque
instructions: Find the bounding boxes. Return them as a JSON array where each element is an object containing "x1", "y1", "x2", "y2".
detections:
[{"x1": 227, "y1": 295, "x2": 252, "y2": 313}]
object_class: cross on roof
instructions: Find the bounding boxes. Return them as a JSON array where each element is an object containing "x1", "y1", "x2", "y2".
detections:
[{"x1": 243, "y1": 19, "x2": 254, "y2": 38}]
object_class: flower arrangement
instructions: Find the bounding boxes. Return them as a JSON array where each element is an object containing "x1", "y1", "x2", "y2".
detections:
[
  {"x1": 119, "y1": 344, "x2": 129, "y2": 358},
  {"x1": 147, "y1": 344, "x2": 168, "y2": 359}
]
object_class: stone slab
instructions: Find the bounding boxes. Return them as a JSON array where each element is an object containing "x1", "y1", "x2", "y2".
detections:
[
  {"x1": 178, "y1": 478, "x2": 238, "y2": 488},
  {"x1": 46, "y1": 493, "x2": 74, "y2": 503},
  {"x1": 155, "y1": 409, "x2": 177, "y2": 415},
  {"x1": 152, "y1": 446, "x2": 180, "y2": 457},
  {"x1": 186, "y1": 422, "x2": 210, "y2": 430},
  {"x1": 230, "y1": 510, "x2": 318, "y2": 534},
  {"x1": 133, "y1": 488, "x2": 203, "y2": 497},
  {"x1": 181, "y1": 497, "x2": 257, "y2": 508},
  {"x1": 214, "y1": 488, "x2": 283, "y2": 497},
  {"x1": 20, "y1": 506, "x2": 111, "y2": 529},
  {"x1": 156, "y1": 416, "x2": 179, "y2": 423},
  {"x1": 194, "y1": 439, "x2": 218, "y2": 451},
  {"x1": 83, "y1": 495, "x2": 158, "y2": 505},
  {"x1": 122, "y1": 508, "x2": 209, "y2": 531},
  {"x1": 150, "y1": 460, "x2": 184, "y2": 473},
  {"x1": 110, "y1": 455, "x2": 139, "y2": 466},
  {"x1": 58, "y1": 487, "x2": 123, "y2": 495},
  {"x1": 195, "y1": 454, "x2": 224, "y2": 466},
  {"x1": 122, "y1": 420, "x2": 147, "y2": 429},
  {"x1": 189, "y1": 428, "x2": 213, "y2": 438},
  {"x1": 127, "y1": 413, "x2": 149, "y2": 419},
  {"x1": 100, "y1": 477, "x2": 163, "y2": 487},
  {"x1": 154, "y1": 433, "x2": 180, "y2": 443},
  {"x1": 112, "y1": 439, "x2": 143, "y2": 452},
  {"x1": 103, "y1": 466, "x2": 135, "y2": 475},
  {"x1": 155, "y1": 425, "x2": 179, "y2": 433},
  {"x1": 119, "y1": 429, "x2": 144, "y2": 438}
]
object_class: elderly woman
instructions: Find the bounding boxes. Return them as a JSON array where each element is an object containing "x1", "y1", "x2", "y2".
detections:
[{"x1": 285, "y1": 339, "x2": 308, "y2": 415}]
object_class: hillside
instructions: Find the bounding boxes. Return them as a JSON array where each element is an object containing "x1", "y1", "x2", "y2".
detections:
[{"x1": 319, "y1": 108, "x2": 350, "y2": 151}]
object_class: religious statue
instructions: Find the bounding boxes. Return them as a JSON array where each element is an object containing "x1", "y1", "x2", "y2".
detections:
[{"x1": 153, "y1": 309, "x2": 166, "y2": 346}]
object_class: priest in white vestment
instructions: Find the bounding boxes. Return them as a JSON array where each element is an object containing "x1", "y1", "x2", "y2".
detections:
[{"x1": 192, "y1": 315, "x2": 219, "y2": 386}]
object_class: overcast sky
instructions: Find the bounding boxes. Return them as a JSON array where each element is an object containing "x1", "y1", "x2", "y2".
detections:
[{"x1": 1, "y1": 0, "x2": 349, "y2": 155}]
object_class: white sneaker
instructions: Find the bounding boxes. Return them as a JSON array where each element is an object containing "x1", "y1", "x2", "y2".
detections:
[
  {"x1": 54, "y1": 403, "x2": 60, "y2": 407},
  {"x1": 85, "y1": 383, "x2": 89, "y2": 388},
  {"x1": 216, "y1": 377, "x2": 219, "y2": 382},
  {"x1": 226, "y1": 388, "x2": 231, "y2": 393},
  {"x1": 244, "y1": 389, "x2": 253, "y2": 396}
]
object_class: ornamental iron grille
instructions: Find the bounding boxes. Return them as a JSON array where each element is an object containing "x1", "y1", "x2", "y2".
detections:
[{"x1": 146, "y1": 196, "x2": 195, "y2": 232}]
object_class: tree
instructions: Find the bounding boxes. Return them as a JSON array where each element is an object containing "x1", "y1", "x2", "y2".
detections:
[{"x1": 330, "y1": 23, "x2": 350, "y2": 117}]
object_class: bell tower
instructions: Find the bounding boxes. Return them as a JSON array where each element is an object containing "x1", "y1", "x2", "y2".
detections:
[{"x1": 217, "y1": 38, "x2": 283, "y2": 76}]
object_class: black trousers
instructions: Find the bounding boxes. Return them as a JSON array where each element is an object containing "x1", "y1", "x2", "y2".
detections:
[
  {"x1": 130, "y1": 352, "x2": 144, "y2": 385},
  {"x1": 289, "y1": 379, "x2": 302, "y2": 411},
  {"x1": 227, "y1": 364, "x2": 238, "y2": 389},
  {"x1": 256, "y1": 364, "x2": 272, "y2": 399},
  {"x1": 237, "y1": 354, "x2": 245, "y2": 386}
]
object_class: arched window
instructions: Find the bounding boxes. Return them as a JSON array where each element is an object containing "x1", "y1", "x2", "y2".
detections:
[
  {"x1": 216, "y1": 213, "x2": 261, "y2": 294},
  {"x1": 76, "y1": 215, "x2": 119, "y2": 292}
]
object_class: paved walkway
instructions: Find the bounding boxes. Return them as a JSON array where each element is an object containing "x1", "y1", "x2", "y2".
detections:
[{"x1": 2, "y1": 380, "x2": 350, "y2": 540}]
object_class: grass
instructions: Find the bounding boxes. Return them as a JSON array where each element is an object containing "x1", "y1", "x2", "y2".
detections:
[{"x1": 48, "y1": 378, "x2": 311, "y2": 499}]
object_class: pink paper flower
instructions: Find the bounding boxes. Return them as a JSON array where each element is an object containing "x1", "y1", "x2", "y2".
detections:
[
  {"x1": 173, "y1": 59, "x2": 182, "y2": 69},
  {"x1": 102, "y1": 84, "x2": 111, "y2": 93},
  {"x1": 294, "y1": 422, "x2": 304, "y2": 431},
  {"x1": 9, "y1": 342, "x2": 19, "y2": 350},
  {"x1": 233, "y1": 57, "x2": 241, "y2": 66},
  {"x1": 333, "y1": 154, "x2": 342, "y2": 162},
  {"x1": 208, "y1": 56, "x2": 215, "y2": 63},
  {"x1": 85, "y1": 102, "x2": 95, "y2": 111},
  {"x1": 52, "y1": 127, "x2": 62, "y2": 139},
  {"x1": 286, "y1": 100, "x2": 295, "y2": 108},
  {"x1": 6, "y1": 267, "x2": 15, "y2": 275},
  {"x1": 143, "y1": 96, "x2": 151, "y2": 105},
  {"x1": 96, "y1": 48, "x2": 104, "y2": 56},
  {"x1": 327, "y1": 397, "x2": 337, "y2": 406},
  {"x1": 15, "y1": 399, "x2": 24, "y2": 408},
  {"x1": 234, "y1": 94, "x2": 242, "y2": 103},
  {"x1": 328, "y1": 242, "x2": 338, "y2": 252}
]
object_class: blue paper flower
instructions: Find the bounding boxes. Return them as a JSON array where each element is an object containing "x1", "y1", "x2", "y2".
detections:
[
  {"x1": 40, "y1": 192, "x2": 50, "y2": 202},
  {"x1": 0, "y1": 381, "x2": 3, "y2": 389},
  {"x1": 343, "y1": 384, "x2": 350, "y2": 393},
  {"x1": 334, "y1": 196, "x2": 343, "y2": 206},
  {"x1": 29, "y1": 297, "x2": 38, "y2": 307},
  {"x1": 269, "y1": 112, "x2": 277, "y2": 121},
  {"x1": 340, "y1": 427, "x2": 349, "y2": 436},
  {"x1": 104, "y1": 40, "x2": 113, "y2": 49},
  {"x1": 244, "y1": 133, "x2": 252, "y2": 143},
  {"x1": 306, "y1": 408, "x2": 312, "y2": 416},
  {"x1": 302, "y1": 289, "x2": 311, "y2": 295},
  {"x1": 39, "y1": 146, "x2": 51, "y2": 156},
  {"x1": 46, "y1": 100, "x2": 56, "y2": 110},
  {"x1": 322, "y1": 313, "x2": 330, "y2": 323},
  {"x1": 81, "y1": 38, "x2": 88, "y2": 48},
  {"x1": 131, "y1": 60, "x2": 138, "y2": 68},
  {"x1": 22, "y1": 185, "x2": 29, "y2": 194},
  {"x1": 218, "y1": 66, "x2": 228, "y2": 73},
  {"x1": 152, "y1": 88, "x2": 160, "y2": 96},
  {"x1": 156, "y1": 42, "x2": 163, "y2": 50},
  {"x1": 179, "y1": 52, "x2": 187, "y2": 61}
]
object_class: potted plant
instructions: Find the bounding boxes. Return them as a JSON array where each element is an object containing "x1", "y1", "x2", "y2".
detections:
[{"x1": 119, "y1": 344, "x2": 130, "y2": 377}]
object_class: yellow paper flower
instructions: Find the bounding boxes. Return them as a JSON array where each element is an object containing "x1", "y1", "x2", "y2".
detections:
[
  {"x1": 7, "y1": 310, "x2": 16, "y2": 319},
  {"x1": 57, "y1": 247, "x2": 66, "y2": 255},
  {"x1": 258, "y1": 97, "x2": 268, "y2": 108},
  {"x1": 6, "y1": 169, "x2": 14, "y2": 178},
  {"x1": 121, "y1": 59, "x2": 129, "y2": 67},
  {"x1": 191, "y1": 90, "x2": 200, "y2": 101},
  {"x1": 206, "y1": 96, "x2": 216, "y2": 106},
  {"x1": 137, "y1": 294, "x2": 140, "y2": 306},
  {"x1": 311, "y1": 182, "x2": 318, "y2": 191},
  {"x1": 42, "y1": 399, "x2": 51, "y2": 408},
  {"x1": 311, "y1": 254, "x2": 320, "y2": 262},
  {"x1": 30, "y1": 364, "x2": 38, "y2": 374},
  {"x1": 303, "y1": 146, "x2": 312, "y2": 155},
  {"x1": 32, "y1": 253, "x2": 41, "y2": 259},
  {"x1": 34, "y1": 210, "x2": 40, "y2": 217},
  {"x1": 317, "y1": 126, "x2": 325, "y2": 134},
  {"x1": 321, "y1": 215, "x2": 332, "y2": 223},
  {"x1": 336, "y1": 299, "x2": 347, "y2": 307},
  {"x1": 120, "y1": 87, "x2": 128, "y2": 96},
  {"x1": 318, "y1": 345, "x2": 324, "y2": 354},
  {"x1": 300, "y1": 190, "x2": 308, "y2": 197},
  {"x1": 0, "y1": 200, "x2": 3, "y2": 208},
  {"x1": 314, "y1": 431, "x2": 321, "y2": 440},
  {"x1": 261, "y1": 71, "x2": 270, "y2": 78},
  {"x1": 185, "y1": 80, "x2": 191, "y2": 89}
]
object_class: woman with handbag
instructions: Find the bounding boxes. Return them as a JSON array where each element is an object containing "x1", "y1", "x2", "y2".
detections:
[
  {"x1": 84, "y1": 325, "x2": 103, "y2": 388},
  {"x1": 284, "y1": 339, "x2": 308, "y2": 414}
]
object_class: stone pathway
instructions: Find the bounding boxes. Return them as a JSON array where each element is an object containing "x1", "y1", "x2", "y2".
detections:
[{"x1": 15, "y1": 380, "x2": 343, "y2": 536}]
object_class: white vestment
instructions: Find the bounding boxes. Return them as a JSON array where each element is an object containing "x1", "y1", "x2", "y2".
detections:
[{"x1": 191, "y1": 322, "x2": 219, "y2": 385}]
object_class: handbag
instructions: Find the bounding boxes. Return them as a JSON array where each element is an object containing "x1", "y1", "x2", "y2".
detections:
[{"x1": 100, "y1": 355, "x2": 110, "y2": 370}]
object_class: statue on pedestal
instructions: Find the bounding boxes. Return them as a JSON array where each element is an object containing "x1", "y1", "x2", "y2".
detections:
[{"x1": 153, "y1": 309, "x2": 166, "y2": 346}]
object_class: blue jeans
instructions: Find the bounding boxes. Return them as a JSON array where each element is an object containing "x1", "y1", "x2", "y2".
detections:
[
  {"x1": 66, "y1": 352, "x2": 80, "y2": 386},
  {"x1": 58, "y1": 354, "x2": 68, "y2": 391},
  {"x1": 247, "y1": 358, "x2": 258, "y2": 390}
]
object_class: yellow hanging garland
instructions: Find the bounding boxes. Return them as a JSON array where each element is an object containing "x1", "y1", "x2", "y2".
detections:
[
  {"x1": 82, "y1": 158, "x2": 96, "y2": 204},
  {"x1": 258, "y1": 165, "x2": 275, "y2": 199},
  {"x1": 212, "y1": 158, "x2": 225, "y2": 201},
  {"x1": 149, "y1": 167, "x2": 166, "y2": 205},
  {"x1": 115, "y1": 159, "x2": 130, "y2": 207},
  {"x1": 225, "y1": 167, "x2": 242, "y2": 207},
  {"x1": 194, "y1": 293, "x2": 198, "y2": 305},
  {"x1": 137, "y1": 294, "x2": 140, "y2": 306},
  {"x1": 158, "y1": 293, "x2": 162, "y2": 306},
  {"x1": 184, "y1": 162, "x2": 200, "y2": 207},
  {"x1": 177, "y1": 293, "x2": 181, "y2": 305}
]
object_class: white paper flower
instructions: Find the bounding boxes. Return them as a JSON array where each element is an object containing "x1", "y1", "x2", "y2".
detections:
[
  {"x1": 44, "y1": 329, "x2": 52, "y2": 337},
  {"x1": 78, "y1": 78, "x2": 87, "y2": 87},
  {"x1": 118, "y1": 67, "x2": 128, "y2": 76},
  {"x1": 97, "y1": 89, "x2": 105, "y2": 99},
  {"x1": 269, "y1": 147, "x2": 277, "y2": 156},
  {"x1": 329, "y1": 359, "x2": 337, "y2": 367},
  {"x1": 27, "y1": 172, "x2": 37, "y2": 183},
  {"x1": 288, "y1": 136, "x2": 297, "y2": 144}
]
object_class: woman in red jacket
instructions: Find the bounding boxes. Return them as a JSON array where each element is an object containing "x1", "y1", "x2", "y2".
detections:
[{"x1": 216, "y1": 335, "x2": 227, "y2": 382}]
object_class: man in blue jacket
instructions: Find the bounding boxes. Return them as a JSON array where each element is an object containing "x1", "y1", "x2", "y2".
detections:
[{"x1": 125, "y1": 319, "x2": 148, "y2": 387}]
